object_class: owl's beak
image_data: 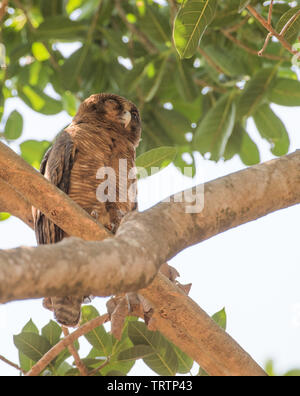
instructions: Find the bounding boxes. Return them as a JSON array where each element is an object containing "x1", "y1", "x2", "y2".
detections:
[{"x1": 120, "y1": 110, "x2": 131, "y2": 128}]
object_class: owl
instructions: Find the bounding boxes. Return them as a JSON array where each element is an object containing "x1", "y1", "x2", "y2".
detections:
[{"x1": 33, "y1": 93, "x2": 141, "y2": 327}]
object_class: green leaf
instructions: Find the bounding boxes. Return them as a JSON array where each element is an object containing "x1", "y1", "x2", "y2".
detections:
[
  {"x1": 138, "y1": 5, "x2": 171, "y2": 44},
  {"x1": 172, "y1": 344, "x2": 194, "y2": 374},
  {"x1": 238, "y1": 68, "x2": 277, "y2": 118},
  {"x1": 14, "y1": 333, "x2": 52, "y2": 363},
  {"x1": 202, "y1": 45, "x2": 246, "y2": 77},
  {"x1": 253, "y1": 104, "x2": 290, "y2": 156},
  {"x1": 118, "y1": 345, "x2": 154, "y2": 361},
  {"x1": 238, "y1": 0, "x2": 251, "y2": 13},
  {"x1": 20, "y1": 140, "x2": 51, "y2": 169},
  {"x1": 141, "y1": 56, "x2": 169, "y2": 103},
  {"x1": 276, "y1": 6, "x2": 300, "y2": 44},
  {"x1": 123, "y1": 55, "x2": 154, "y2": 94},
  {"x1": 239, "y1": 129, "x2": 260, "y2": 166},
  {"x1": 56, "y1": 361, "x2": 73, "y2": 376},
  {"x1": 152, "y1": 107, "x2": 191, "y2": 145},
  {"x1": 42, "y1": 320, "x2": 62, "y2": 346},
  {"x1": 62, "y1": 91, "x2": 78, "y2": 116},
  {"x1": 194, "y1": 93, "x2": 236, "y2": 161},
  {"x1": 224, "y1": 124, "x2": 260, "y2": 165},
  {"x1": 18, "y1": 320, "x2": 39, "y2": 373},
  {"x1": 32, "y1": 42, "x2": 50, "y2": 62},
  {"x1": 0, "y1": 213, "x2": 10, "y2": 221},
  {"x1": 175, "y1": 60, "x2": 198, "y2": 102},
  {"x1": 212, "y1": 308, "x2": 227, "y2": 330},
  {"x1": 81, "y1": 306, "x2": 112, "y2": 356},
  {"x1": 136, "y1": 146, "x2": 178, "y2": 177},
  {"x1": 172, "y1": 94, "x2": 202, "y2": 123},
  {"x1": 284, "y1": 369, "x2": 300, "y2": 377},
  {"x1": 174, "y1": 0, "x2": 217, "y2": 59},
  {"x1": 128, "y1": 321, "x2": 178, "y2": 376},
  {"x1": 4, "y1": 110, "x2": 23, "y2": 140},
  {"x1": 19, "y1": 85, "x2": 63, "y2": 115},
  {"x1": 35, "y1": 16, "x2": 88, "y2": 40},
  {"x1": 268, "y1": 78, "x2": 300, "y2": 106}
]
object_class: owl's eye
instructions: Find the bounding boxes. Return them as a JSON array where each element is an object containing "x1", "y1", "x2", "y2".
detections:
[{"x1": 131, "y1": 110, "x2": 139, "y2": 121}]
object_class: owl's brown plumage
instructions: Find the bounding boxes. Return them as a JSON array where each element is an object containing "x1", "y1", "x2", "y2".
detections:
[{"x1": 33, "y1": 93, "x2": 141, "y2": 327}]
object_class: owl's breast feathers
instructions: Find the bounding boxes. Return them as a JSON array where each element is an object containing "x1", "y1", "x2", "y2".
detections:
[
  {"x1": 33, "y1": 122, "x2": 137, "y2": 244},
  {"x1": 33, "y1": 93, "x2": 141, "y2": 327}
]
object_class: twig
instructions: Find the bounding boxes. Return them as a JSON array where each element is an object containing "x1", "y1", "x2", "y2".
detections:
[
  {"x1": 88, "y1": 358, "x2": 110, "y2": 376},
  {"x1": 168, "y1": 0, "x2": 178, "y2": 24},
  {"x1": 222, "y1": 29, "x2": 288, "y2": 61},
  {"x1": 258, "y1": 32, "x2": 272, "y2": 56},
  {"x1": 12, "y1": 0, "x2": 34, "y2": 31},
  {"x1": 268, "y1": 0, "x2": 274, "y2": 25},
  {"x1": 61, "y1": 326, "x2": 88, "y2": 376},
  {"x1": 223, "y1": 15, "x2": 250, "y2": 33},
  {"x1": 115, "y1": 0, "x2": 157, "y2": 55},
  {"x1": 0, "y1": 354, "x2": 26, "y2": 375},
  {"x1": 26, "y1": 314, "x2": 109, "y2": 376},
  {"x1": 247, "y1": 4, "x2": 297, "y2": 56},
  {"x1": 197, "y1": 47, "x2": 225, "y2": 74},
  {"x1": 73, "y1": 0, "x2": 103, "y2": 80},
  {"x1": 0, "y1": 0, "x2": 8, "y2": 22},
  {"x1": 12, "y1": 0, "x2": 61, "y2": 74},
  {"x1": 195, "y1": 78, "x2": 226, "y2": 93}
]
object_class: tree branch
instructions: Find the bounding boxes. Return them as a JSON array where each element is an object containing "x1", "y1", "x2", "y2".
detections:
[
  {"x1": 26, "y1": 314, "x2": 109, "y2": 376},
  {"x1": 61, "y1": 326, "x2": 88, "y2": 376},
  {"x1": 142, "y1": 274, "x2": 267, "y2": 376},
  {"x1": 1, "y1": 149, "x2": 293, "y2": 376},
  {"x1": 0, "y1": 142, "x2": 109, "y2": 241},
  {"x1": 221, "y1": 29, "x2": 289, "y2": 62},
  {"x1": 0, "y1": 178, "x2": 33, "y2": 228},
  {"x1": 0, "y1": 149, "x2": 299, "y2": 302},
  {"x1": 246, "y1": 4, "x2": 297, "y2": 56},
  {"x1": 115, "y1": 0, "x2": 158, "y2": 55},
  {"x1": 0, "y1": 353, "x2": 26, "y2": 375}
]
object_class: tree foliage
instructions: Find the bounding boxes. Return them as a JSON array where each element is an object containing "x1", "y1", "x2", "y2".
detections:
[{"x1": 1, "y1": 0, "x2": 300, "y2": 375}]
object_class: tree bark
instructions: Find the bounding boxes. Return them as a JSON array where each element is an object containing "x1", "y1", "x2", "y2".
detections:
[
  {"x1": 0, "y1": 142, "x2": 108, "y2": 241},
  {"x1": 0, "y1": 149, "x2": 299, "y2": 301},
  {"x1": 2, "y1": 147, "x2": 298, "y2": 376}
]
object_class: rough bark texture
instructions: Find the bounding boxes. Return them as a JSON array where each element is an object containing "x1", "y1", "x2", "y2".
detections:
[
  {"x1": 0, "y1": 150, "x2": 299, "y2": 301},
  {"x1": 0, "y1": 142, "x2": 109, "y2": 241},
  {"x1": 1, "y1": 147, "x2": 299, "y2": 376},
  {"x1": 0, "y1": 178, "x2": 33, "y2": 228},
  {"x1": 142, "y1": 274, "x2": 267, "y2": 376}
]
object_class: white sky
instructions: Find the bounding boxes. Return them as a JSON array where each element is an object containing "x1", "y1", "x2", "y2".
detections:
[{"x1": 0, "y1": 94, "x2": 299, "y2": 376}]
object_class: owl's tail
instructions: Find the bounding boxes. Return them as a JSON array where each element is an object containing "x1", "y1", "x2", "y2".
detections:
[{"x1": 51, "y1": 296, "x2": 83, "y2": 327}]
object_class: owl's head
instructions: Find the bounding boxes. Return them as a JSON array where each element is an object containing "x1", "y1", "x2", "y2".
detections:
[{"x1": 74, "y1": 93, "x2": 141, "y2": 147}]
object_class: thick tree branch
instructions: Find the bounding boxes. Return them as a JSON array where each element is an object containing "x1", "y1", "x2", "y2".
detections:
[
  {"x1": 0, "y1": 150, "x2": 299, "y2": 302},
  {"x1": 0, "y1": 142, "x2": 109, "y2": 241},
  {"x1": 1, "y1": 149, "x2": 298, "y2": 376},
  {"x1": 142, "y1": 274, "x2": 267, "y2": 376},
  {"x1": 0, "y1": 178, "x2": 33, "y2": 228}
]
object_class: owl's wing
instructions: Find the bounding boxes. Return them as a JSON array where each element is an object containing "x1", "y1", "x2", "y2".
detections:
[{"x1": 34, "y1": 130, "x2": 76, "y2": 245}]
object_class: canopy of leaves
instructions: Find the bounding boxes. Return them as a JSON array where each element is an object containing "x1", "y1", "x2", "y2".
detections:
[{"x1": 1, "y1": 0, "x2": 299, "y2": 173}]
